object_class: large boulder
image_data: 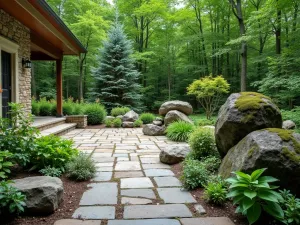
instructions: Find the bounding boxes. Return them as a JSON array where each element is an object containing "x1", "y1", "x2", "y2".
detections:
[
  {"x1": 215, "y1": 92, "x2": 282, "y2": 157},
  {"x1": 122, "y1": 110, "x2": 139, "y2": 122},
  {"x1": 159, "y1": 101, "x2": 193, "y2": 116},
  {"x1": 160, "y1": 145, "x2": 191, "y2": 164},
  {"x1": 283, "y1": 120, "x2": 296, "y2": 130},
  {"x1": 164, "y1": 110, "x2": 194, "y2": 126},
  {"x1": 143, "y1": 124, "x2": 166, "y2": 136},
  {"x1": 219, "y1": 129, "x2": 300, "y2": 195},
  {"x1": 12, "y1": 176, "x2": 63, "y2": 215}
]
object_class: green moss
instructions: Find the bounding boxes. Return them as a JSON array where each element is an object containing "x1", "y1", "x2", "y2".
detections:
[
  {"x1": 247, "y1": 145, "x2": 258, "y2": 158},
  {"x1": 241, "y1": 112, "x2": 256, "y2": 123},
  {"x1": 266, "y1": 128, "x2": 294, "y2": 141},
  {"x1": 282, "y1": 147, "x2": 300, "y2": 164},
  {"x1": 235, "y1": 92, "x2": 271, "y2": 112}
]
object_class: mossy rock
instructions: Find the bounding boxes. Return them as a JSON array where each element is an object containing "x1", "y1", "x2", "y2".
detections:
[
  {"x1": 219, "y1": 129, "x2": 300, "y2": 196},
  {"x1": 215, "y1": 92, "x2": 282, "y2": 156}
]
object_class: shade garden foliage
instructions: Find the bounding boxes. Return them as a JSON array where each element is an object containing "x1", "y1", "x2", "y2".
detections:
[{"x1": 166, "y1": 121, "x2": 195, "y2": 142}]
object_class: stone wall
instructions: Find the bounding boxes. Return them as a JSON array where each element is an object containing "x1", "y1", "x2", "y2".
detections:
[
  {"x1": 0, "y1": 9, "x2": 31, "y2": 114},
  {"x1": 66, "y1": 115, "x2": 88, "y2": 128}
]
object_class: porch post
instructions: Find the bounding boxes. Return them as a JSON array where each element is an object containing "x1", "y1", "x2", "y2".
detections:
[{"x1": 56, "y1": 59, "x2": 63, "y2": 117}]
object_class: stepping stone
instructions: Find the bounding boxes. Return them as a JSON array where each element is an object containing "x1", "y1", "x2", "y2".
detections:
[
  {"x1": 154, "y1": 177, "x2": 182, "y2": 187},
  {"x1": 108, "y1": 219, "x2": 181, "y2": 225},
  {"x1": 117, "y1": 158, "x2": 129, "y2": 161},
  {"x1": 123, "y1": 204, "x2": 192, "y2": 219},
  {"x1": 180, "y1": 217, "x2": 235, "y2": 225},
  {"x1": 54, "y1": 219, "x2": 101, "y2": 225},
  {"x1": 93, "y1": 157, "x2": 115, "y2": 163},
  {"x1": 121, "y1": 178, "x2": 154, "y2": 189},
  {"x1": 114, "y1": 171, "x2": 144, "y2": 178},
  {"x1": 95, "y1": 162, "x2": 114, "y2": 167},
  {"x1": 157, "y1": 188, "x2": 196, "y2": 203},
  {"x1": 72, "y1": 206, "x2": 115, "y2": 219},
  {"x1": 113, "y1": 154, "x2": 128, "y2": 157},
  {"x1": 80, "y1": 183, "x2": 117, "y2": 205},
  {"x1": 121, "y1": 197, "x2": 152, "y2": 205},
  {"x1": 142, "y1": 164, "x2": 171, "y2": 169},
  {"x1": 115, "y1": 162, "x2": 141, "y2": 171},
  {"x1": 194, "y1": 204, "x2": 206, "y2": 215},
  {"x1": 92, "y1": 153, "x2": 112, "y2": 157},
  {"x1": 97, "y1": 167, "x2": 113, "y2": 172},
  {"x1": 141, "y1": 158, "x2": 160, "y2": 164},
  {"x1": 144, "y1": 169, "x2": 174, "y2": 177},
  {"x1": 121, "y1": 189, "x2": 156, "y2": 199},
  {"x1": 92, "y1": 172, "x2": 112, "y2": 181}
]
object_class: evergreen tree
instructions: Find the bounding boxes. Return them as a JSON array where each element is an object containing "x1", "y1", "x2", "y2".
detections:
[{"x1": 90, "y1": 15, "x2": 143, "y2": 111}]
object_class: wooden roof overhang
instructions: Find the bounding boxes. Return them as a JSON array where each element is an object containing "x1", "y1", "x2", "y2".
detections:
[{"x1": 0, "y1": 0, "x2": 87, "y2": 60}]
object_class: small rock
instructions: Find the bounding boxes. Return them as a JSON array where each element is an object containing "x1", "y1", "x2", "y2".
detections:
[
  {"x1": 164, "y1": 110, "x2": 194, "y2": 126},
  {"x1": 153, "y1": 120, "x2": 163, "y2": 126},
  {"x1": 105, "y1": 116, "x2": 115, "y2": 120},
  {"x1": 122, "y1": 122, "x2": 134, "y2": 128},
  {"x1": 155, "y1": 117, "x2": 163, "y2": 122},
  {"x1": 283, "y1": 120, "x2": 296, "y2": 130},
  {"x1": 160, "y1": 145, "x2": 191, "y2": 164},
  {"x1": 116, "y1": 115, "x2": 124, "y2": 120},
  {"x1": 122, "y1": 110, "x2": 139, "y2": 122},
  {"x1": 194, "y1": 204, "x2": 206, "y2": 215},
  {"x1": 143, "y1": 124, "x2": 166, "y2": 136}
]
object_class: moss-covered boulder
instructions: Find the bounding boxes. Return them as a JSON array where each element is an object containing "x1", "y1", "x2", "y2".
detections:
[
  {"x1": 215, "y1": 92, "x2": 282, "y2": 156},
  {"x1": 219, "y1": 128, "x2": 300, "y2": 196}
]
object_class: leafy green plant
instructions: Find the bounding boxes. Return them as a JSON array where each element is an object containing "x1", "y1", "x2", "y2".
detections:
[
  {"x1": 166, "y1": 121, "x2": 195, "y2": 142},
  {"x1": 31, "y1": 98, "x2": 40, "y2": 116},
  {"x1": 31, "y1": 135, "x2": 78, "y2": 171},
  {"x1": 39, "y1": 166, "x2": 62, "y2": 177},
  {"x1": 113, "y1": 118, "x2": 122, "y2": 128},
  {"x1": 66, "y1": 154, "x2": 96, "y2": 181},
  {"x1": 188, "y1": 127, "x2": 219, "y2": 159},
  {"x1": 111, "y1": 107, "x2": 130, "y2": 117},
  {"x1": 84, "y1": 103, "x2": 107, "y2": 125},
  {"x1": 204, "y1": 180, "x2": 227, "y2": 205},
  {"x1": 105, "y1": 119, "x2": 113, "y2": 127},
  {"x1": 201, "y1": 156, "x2": 221, "y2": 173},
  {"x1": 198, "y1": 118, "x2": 216, "y2": 126},
  {"x1": 0, "y1": 181, "x2": 26, "y2": 215},
  {"x1": 0, "y1": 151, "x2": 14, "y2": 179},
  {"x1": 139, "y1": 113, "x2": 155, "y2": 124},
  {"x1": 282, "y1": 108, "x2": 300, "y2": 127},
  {"x1": 279, "y1": 189, "x2": 300, "y2": 225},
  {"x1": 0, "y1": 103, "x2": 39, "y2": 167},
  {"x1": 226, "y1": 168, "x2": 284, "y2": 225},
  {"x1": 38, "y1": 98, "x2": 53, "y2": 116},
  {"x1": 63, "y1": 102, "x2": 74, "y2": 115},
  {"x1": 133, "y1": 119, "x2": 143, "y2": 127},
  {"x1": 180, "y1": 159, "x2": 209, "y2": 190}
]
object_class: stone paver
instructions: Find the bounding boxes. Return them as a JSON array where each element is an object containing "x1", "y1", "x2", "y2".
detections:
[
  {"x1": 142, "y1": 164, "x2": 171, "y2": 169},
  {"x1": 114, "y1": 171, "x2": 144, "y2": 178},
  {"x1": 121, "y1": 189, "x2": 156, "y2": 199},
  {"x1": 123, "y1": 204, "x2": 193, "y2": 219},
  {"x1": 157, "y1": 188, "x2": 196, "y2": 203},
  {"x1": 80, "y1": 183, "x2": 117, "y2": 205},
  {"x1": 140, "y1": 158, "x2": 160, "y2": 164},
  {"x1": 92, "y1": 172, "x2": 112, "y2": 181},
  {"x1": 121, "y1": 197, "x2": 152, "y2": 205},
  {"x1": 54, "y1": 219, "x2": 101, "y2": 225},
  {"x1": 154, "y1": 177, "x2": 182, "y2": 187},
  {"x1": 115, "y1": 161, "x2": 141, "y2": 171},
  {"x1": 180, "y1": 217, "x2": 235, "y2": 225},
  {"x1": 194, "y1": 204, "x2": 206, "y2": 215},
  {"x1": 121, "y1": 178, "x2": 154, "y2": 189},
  {"x1": 144, "y1": 169, "x2": 174, "y2": 177},
  {"x1": 108, "y1": 219, "x2": 181, "y2": 225},
  {"x1": 72, "y1": 206, "x2": 115, "y2": 219}
]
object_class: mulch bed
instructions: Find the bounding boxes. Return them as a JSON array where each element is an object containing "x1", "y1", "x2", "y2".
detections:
[
  {"x1": 2, "y1": 170, "x2": 89, "y2": 225},
  {"x1": 171, "y1": 163, "x2": 248, "y2": 225}
]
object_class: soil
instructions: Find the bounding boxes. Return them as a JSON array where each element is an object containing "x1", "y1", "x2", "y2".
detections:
[
  {"x1": 171, "y1": 163, "x2": 248, "y2": 225},
  {"x1": 1, "y1": 170, "x2": 89, "y2": 225}
]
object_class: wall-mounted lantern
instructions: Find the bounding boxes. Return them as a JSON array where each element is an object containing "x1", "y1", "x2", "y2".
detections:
[{"x1": 22, "y1": 58, "x2": 32, "y2": 69}]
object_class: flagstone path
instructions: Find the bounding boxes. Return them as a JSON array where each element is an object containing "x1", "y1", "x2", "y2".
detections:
[{"x1": 54, "y1": 128, "x2": 235, "y2": 225}]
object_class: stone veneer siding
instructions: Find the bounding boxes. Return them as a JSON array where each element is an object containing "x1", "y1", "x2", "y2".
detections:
[
  {"x1": 0, "y1": 9, "x2": 31, "y2": 114},
  {"x1": 66, "y1": 115, "x2": 88, "y2": 128}
]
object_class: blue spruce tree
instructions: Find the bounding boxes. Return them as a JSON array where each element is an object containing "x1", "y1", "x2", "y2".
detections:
[{"x1": 91, "y1": 15, "x2": 143, "y2": 111}]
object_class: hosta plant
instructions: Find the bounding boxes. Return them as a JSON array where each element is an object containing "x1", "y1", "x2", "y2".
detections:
[
  {"x1": 226, "y1": 168, "x2": 284, "y2": 225},
  {"x1": 0, "y1": 151, "x2": 14, "y2": 179}
]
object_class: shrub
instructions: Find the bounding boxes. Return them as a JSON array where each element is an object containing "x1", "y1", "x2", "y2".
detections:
[
  {"x1": 39, "y1": 98, "x2": 53, "y2": 116},
  {"x1": 31, "y1": 98, "x2": 40, "y2": 116},
  {"x1": 66, "y1": 154, "x2": 96, "y2": 181},
  {"x1": 201, "y1": 156, "x2": 221, "y2": 173},
  {"x1": 0, "y1": 103, "x2": 38, "y2": 167},
  {"x1": 188, "y1": 127, "x2": 219, "y2": 160},
  {"x1": 166, "y1": 121, "x2": 195, "y2": 142},
  {"x1": 73, "y1": 103, "x2": 83, "y2": 115},
  {"x1": 139, "y1": 113, "x2": 155, "y2": 124},
  {"x1": 282, "y1": 107, "x2": 300, "y2": 127},
  {"x1": 105, "y1": 119, "x2": 113, "y2": 128},
  {"x1": 279, "y1": 189, "x2": 300, "y2": 225},
  {"x1": 133, "y1": 119, "x2": 143, "y2": 127},
  {"x1": 181, "y1": 159, "x2": 209, "y2": 190},
  {"x1": 0, "y1": 181, "x2": 26, "y2": 215},
  {"x1": 198, "y1": 119, "x2": 216, "y2": 126},
  {"x1": 0, "y1": 151, "x2": 14, "y2": 179},
  {"x1": 204, "y1": 180, "x2": 227, "y2": 205},
  {"x1": 113, "y1": 118, "x2": 122, "y2": 128},
  {"x1": 226, "y1": 168, "x2": 284, "y2": 225},
  {"x1": 39, "y1": 166, "x2": 62, "y2": 177},
  {"x1": 63, "y1": 102, "x2": 74, "y2": 115},
  {"x1": 31, "y1": 135, "x2": 78, "y2": 172},
  {"x1": 84, "y1": 103, "x2": 107, "y2": 125},
  {"x1": 111, "y1": 107, "x2": 130, "y2": 117}
]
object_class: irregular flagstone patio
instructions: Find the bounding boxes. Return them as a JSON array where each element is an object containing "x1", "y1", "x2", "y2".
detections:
[{"x1": 56, "y1": 128, "x2": 235, "y2": 225}]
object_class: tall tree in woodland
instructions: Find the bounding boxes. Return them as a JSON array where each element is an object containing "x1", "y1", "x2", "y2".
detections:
[
  {"x1": 229, "y1": 0, "x2": 247, "y2": 91},
  {"x1": 90, "y1": 15, "x2": 143, "y2": 111}
]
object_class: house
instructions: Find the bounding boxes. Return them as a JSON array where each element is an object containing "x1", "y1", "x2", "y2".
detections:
[{"x1": 0, "y1": 0, "x2": 86, "y2": 119}]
